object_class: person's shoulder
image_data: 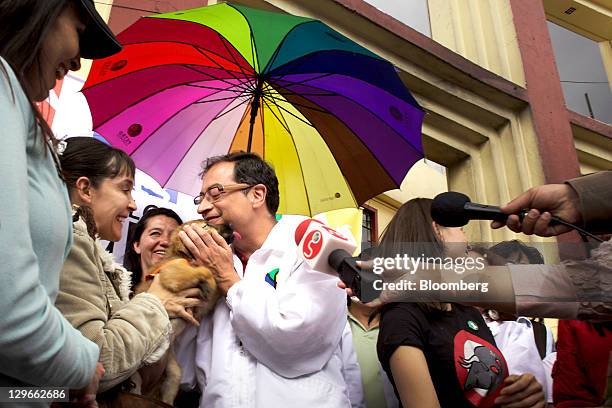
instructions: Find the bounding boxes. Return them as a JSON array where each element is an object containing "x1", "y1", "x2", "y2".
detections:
[
  {"x1": 451, "y1": 304, "x2": 486, "y2": 321},
  {"x1": 383, "y1": 301, "x2": 421, "y2": 312},
  {"x1": 72, "y1": 216, "x2": 94, "y2": 240},
  {"x1": 558, "y1": 319, "x2": 587, "y2": 331},
  {"x1": 0, "y1": 57, "x2": 19, "y2": 90},
  {"x1": 378, "y1": 303, "x2": 429, "y2": 358},
  {"x1": 277, "y1": 214, "x2": 309, "y2": 228},
  {"x1": 0, "y1": 56, "x2": 13, "y2": 76},
  {"x1": 381, "y1": 302, "x2": 427, "y2": 323},
  {"x1": 0, "y1": 56, "x2": 30, "y2": 122},
  {"x1": 267, "y1": 214, "x2": 306, "y2": 243}
]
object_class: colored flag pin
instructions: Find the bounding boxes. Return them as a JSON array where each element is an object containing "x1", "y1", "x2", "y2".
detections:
[{"x1": 467, "y1": 320, "x2": 479, "y2": 331}]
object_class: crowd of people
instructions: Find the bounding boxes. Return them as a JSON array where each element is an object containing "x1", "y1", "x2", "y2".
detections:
[{"x1": 1, "y1": 1, "x2": 611, "y2": 407}]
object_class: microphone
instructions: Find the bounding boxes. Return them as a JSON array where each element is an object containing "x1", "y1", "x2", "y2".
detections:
[
  {"x1": 431, "y1": 191, "x2": 603, "y2": 242},
  {"x1": 431, "y1": 192, "x2": 527, "y2": 227},
  {"x1": 294, "y1": 219, "x2": 380, "y2": 302},
  {"x1": 294, "y1": 218, "x2": 357, "y2": 275}
]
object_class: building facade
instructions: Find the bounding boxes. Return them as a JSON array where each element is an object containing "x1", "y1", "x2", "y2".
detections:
[{"x1": 91, "y1": 0, "x2": 611, "y2": 248}]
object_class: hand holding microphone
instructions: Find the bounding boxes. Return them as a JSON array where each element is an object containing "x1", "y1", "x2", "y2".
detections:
[
  {"x1": 431, "y1": 188, "x2": 601, "y2": 241},
  {"x1": 294, "y1": 219, "x2": 383, "y2": 303},
  {"x1": 490, "y1": 184, "x2": 581, "y2": 237}
]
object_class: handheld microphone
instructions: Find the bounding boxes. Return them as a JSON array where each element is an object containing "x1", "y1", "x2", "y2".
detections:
[
  {"x1": 294, "y1": 218, "x2": 357, "y2": 275},
  {"x1": 430, "y1": 192, "x2": 526, "y2": 227},
  {"x1": 328, "y1": 249, "x2": 381, "y2": 303},
  {"x1": 295, "y1": 219, "x2": 379, "y2": 302},
  {"x1": 431, "y1": 191, "x2": 603, "y2": 242}
]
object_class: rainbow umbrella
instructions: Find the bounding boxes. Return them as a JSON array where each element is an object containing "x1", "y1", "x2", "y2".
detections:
[{"x1": 82, "y1": 3, "x2": 425, "y2": 216}]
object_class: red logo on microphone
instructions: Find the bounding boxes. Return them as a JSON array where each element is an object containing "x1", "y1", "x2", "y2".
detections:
[
  {"x1": 302, "y1": 230, "x2": 323, "y2": 259},
  {"x1": 322, "y1": 225, "x2": 348, "y2": 241}
]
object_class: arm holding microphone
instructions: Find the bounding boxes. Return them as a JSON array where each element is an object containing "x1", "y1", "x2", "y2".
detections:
[
  {"x1": 342, "y1": 179, "x2": 612, "y2": 320},
  {"x1": 491, "y1": 170, "x2": 612, "y2": 236},
  {"x1": 431, "y1": 184, "x2": 612, "y2": 319},
  {"x1": 355, "y1": 241, "x2": 612, "y2": 320}
]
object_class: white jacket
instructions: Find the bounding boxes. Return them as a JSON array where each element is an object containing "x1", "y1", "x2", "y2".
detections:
[
  {"x1": 340, "y1": 322, "x2": 365, "y2": 408},
  {"x1": 176, "y1": 215, "x2": 350, "y2": 407},
  {"x1": 485, "y1": 316, "x2": 554, "y2": 402}
]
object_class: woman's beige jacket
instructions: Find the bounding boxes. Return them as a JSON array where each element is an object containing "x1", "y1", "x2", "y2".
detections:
[{"x1": 55, "y1": 217, "x2": 172, "y2": 392}]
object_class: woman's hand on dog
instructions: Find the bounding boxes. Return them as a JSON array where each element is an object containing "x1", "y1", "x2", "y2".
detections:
[
  {"x1": 148, "y1": 277, "x2": 205, "y2": 326},
  {"x1": 68, "y1": 361, "x2": 104, "y2": 407},
  {"x1": 179, "y1": 224, "x2": 240, "y2": 295}
]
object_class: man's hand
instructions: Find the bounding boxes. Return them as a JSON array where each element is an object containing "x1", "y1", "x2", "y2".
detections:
[
  {"x1": 147, "y1": 278, "x2": 205, "y2": 326},
  {"x1": 179, "y1": 224, "x2": 240, "y2": 295},
  {"x1": 494, "y1": 373, "x2": 545, "y2": 408},
  {"x1": 491, "y1": 184, "x2": 581, "y2": 237}
]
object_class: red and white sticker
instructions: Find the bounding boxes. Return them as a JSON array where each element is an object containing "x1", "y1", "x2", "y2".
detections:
[{"x1": 302, "y1": 230, "x2": 323, "y2": 259}]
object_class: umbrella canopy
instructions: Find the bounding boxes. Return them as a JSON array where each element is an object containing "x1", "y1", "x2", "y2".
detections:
[{"x1": 83, "y1": 3, "x2": 425, "y2": 216}]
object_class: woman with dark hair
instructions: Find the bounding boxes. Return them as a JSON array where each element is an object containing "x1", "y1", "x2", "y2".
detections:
[
  {"x1": 54, "y1": 137, "x2": 203, "y2": 402},
  {"x1": 0, "y1": 0, "x2": 120, "y2": 399},
  {"x1": 488, "y1": 240, "x2": 545, "y2": 265},
  {"x1": 374, "y1": 198, "x2": 545, "y2": 408},
  {"x1": 124, "y1": 206, "x2": 183, "y2": 292}
]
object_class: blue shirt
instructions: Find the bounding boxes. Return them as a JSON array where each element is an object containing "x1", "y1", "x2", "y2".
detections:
[{"x1": 0, "y1": 57, "x2": 99, "y2": 399}]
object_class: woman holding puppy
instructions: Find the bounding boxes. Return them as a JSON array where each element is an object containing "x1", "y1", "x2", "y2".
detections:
[{"x1": 54, "y1": 137, "x2": 203, "y2": 403}]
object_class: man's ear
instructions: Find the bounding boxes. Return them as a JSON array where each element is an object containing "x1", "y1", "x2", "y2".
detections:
[
  {"x1": 250, "y1": 184, "x2": 268, "y2": 209},
  {"x1": 74, "y1": 177, "x2": 93, "y2": 205}
]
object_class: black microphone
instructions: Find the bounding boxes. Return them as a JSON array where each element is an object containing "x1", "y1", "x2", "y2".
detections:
[
  {"x1": 329, "y1": 249, "x2": 380, "y2": 303},
  {"x1": 430, "y1": 192, "x2": 525, "y2": 227},
  {"x1": 431, "y1": 191, "x2": 603, "y2": 242}
]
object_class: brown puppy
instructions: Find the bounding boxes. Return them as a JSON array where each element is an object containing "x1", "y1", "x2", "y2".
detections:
[{"x1": 139, "y1": 220, "x2": 231, "y2": 405}]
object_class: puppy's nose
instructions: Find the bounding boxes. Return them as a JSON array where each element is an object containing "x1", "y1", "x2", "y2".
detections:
[{"x1": 69, "y1": 57, "x2": 81, "y2": 72}]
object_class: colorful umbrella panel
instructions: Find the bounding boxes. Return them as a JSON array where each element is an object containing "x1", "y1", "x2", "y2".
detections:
[{"x1": 83, "y1": 3, "x2": 425, "y2": 216}]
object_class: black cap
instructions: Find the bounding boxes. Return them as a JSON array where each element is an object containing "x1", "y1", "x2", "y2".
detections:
[{"x1": 77, "y1": 0, "x2": 122, "y2": 59}]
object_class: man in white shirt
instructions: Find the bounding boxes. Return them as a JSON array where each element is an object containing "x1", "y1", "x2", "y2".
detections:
[
  {"x1": 484, "y1": 316, "x2": 555, "y2": 403},
  {"x1": 176, "y1": 152, "x2": 349, "y2": 408}
]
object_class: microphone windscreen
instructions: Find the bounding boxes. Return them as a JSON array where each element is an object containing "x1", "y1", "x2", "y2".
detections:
[
  {"x1": 431, "y1": 192, "x2": 471, "y2": 227},
  {"x1": 329, "y1": 248, "x2": 352, "y2": 271}
]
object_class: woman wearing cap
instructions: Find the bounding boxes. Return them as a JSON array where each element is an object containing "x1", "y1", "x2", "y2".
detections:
[{"x1": 0, "y1": 0, "x2": 121, "y2": 404}]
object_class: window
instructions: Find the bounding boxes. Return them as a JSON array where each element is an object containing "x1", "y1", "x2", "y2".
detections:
[
  {"x1": 547, "y1": 21, "x2": 612, "y2": 124},
  {"x1": 362, "y1": 0, "x2": 431, "y2": 37},
  {"x1": 361, "y1": 205, "x2": 378, "y2": 252}
]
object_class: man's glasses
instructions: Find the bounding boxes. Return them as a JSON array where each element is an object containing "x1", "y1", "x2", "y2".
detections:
[{"x1": 193, "y1": 183, "x2": 252, "y2": 205}]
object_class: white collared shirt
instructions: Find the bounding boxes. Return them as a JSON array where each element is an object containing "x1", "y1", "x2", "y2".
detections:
[
  {"x1": 485, "y1": 316, "x2": 555, "y2": 402},
  {"x1": 176, "y1": 215, "x2": 350, "y2": 407}
]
